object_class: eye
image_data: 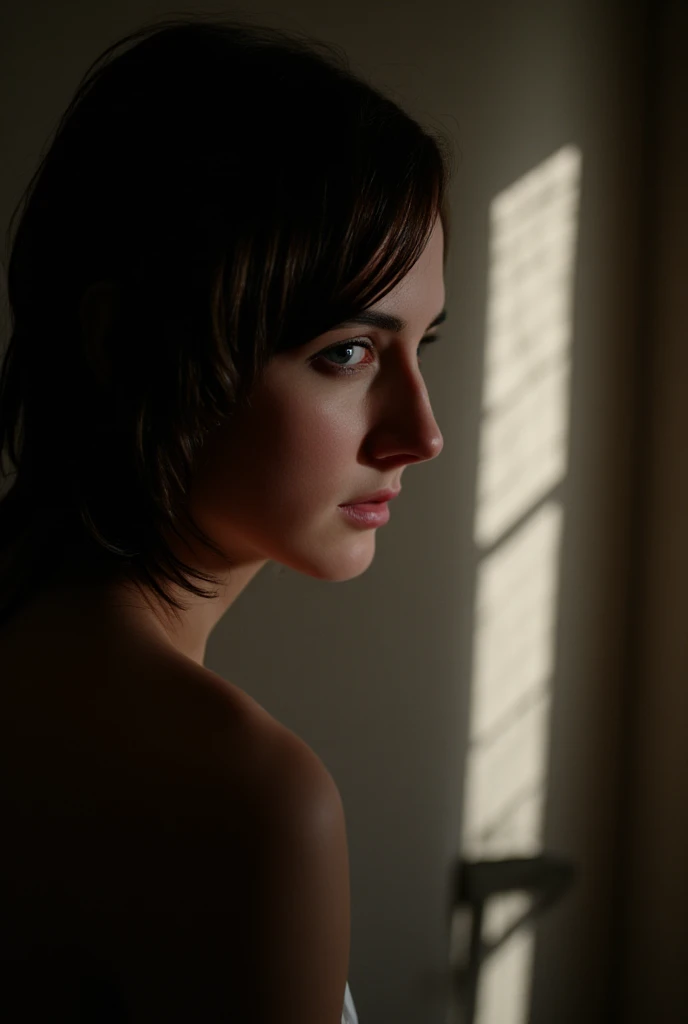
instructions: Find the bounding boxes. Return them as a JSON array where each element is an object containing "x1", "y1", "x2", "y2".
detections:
[
  {"x1": 313, "y1": 338, "x2": 375, "y2": 374},
  {"x1": 311, "y1": 334, "x2": 440, "y2": 377}
]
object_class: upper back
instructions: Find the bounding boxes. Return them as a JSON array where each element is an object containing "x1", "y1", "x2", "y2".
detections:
[{"x1": 0, "y1": 594, "x2": 351, "y2": 1022}]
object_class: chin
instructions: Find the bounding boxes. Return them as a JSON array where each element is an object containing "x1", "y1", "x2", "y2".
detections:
[{"x1": 276, "y1": 536, "x2": 378, "y2": 583}]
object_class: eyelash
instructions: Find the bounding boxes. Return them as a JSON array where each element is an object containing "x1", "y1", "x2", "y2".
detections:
[{"x1": 312, "y1": 335, "x2": 440, "y2": 376}]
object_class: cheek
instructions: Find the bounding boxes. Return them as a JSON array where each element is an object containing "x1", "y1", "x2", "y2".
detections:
[
  {"x1": 192, "y1": 378, "x2": 367, "y2": 525},
  {"x1": 253, "y1": 397, "x2": 357, "y2": 499}
]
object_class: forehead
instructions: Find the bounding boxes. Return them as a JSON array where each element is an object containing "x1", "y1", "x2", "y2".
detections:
[{"x1": 373, "y1": 218, "x2": 445, "y2": 319}]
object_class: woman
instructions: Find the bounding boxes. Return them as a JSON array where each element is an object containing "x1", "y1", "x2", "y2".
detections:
[{"x1": 0, "y1": 15, "x2": 452, "y2": 1022}]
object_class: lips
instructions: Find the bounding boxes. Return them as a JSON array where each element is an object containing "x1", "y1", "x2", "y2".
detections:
[{"x1": 339, "y1": 488, "x2": 400, "y2": 506}]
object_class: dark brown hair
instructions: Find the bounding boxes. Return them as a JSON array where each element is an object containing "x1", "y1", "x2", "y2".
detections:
[{"x1": 0, "y1": 14, "x2": 454, "y2": 626}]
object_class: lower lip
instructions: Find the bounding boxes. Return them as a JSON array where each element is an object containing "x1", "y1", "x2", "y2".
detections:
[{"x1": 338, "y1": 502, "x2": 391, "y2": 527}]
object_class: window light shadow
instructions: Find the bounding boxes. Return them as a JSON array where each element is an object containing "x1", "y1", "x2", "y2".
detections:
[{"x1": 452, "y1": 145, "x2": 582, "y2": 1024}]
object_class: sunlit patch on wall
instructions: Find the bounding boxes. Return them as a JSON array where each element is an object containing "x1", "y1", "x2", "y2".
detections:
[{"x1": 457, "y1": 144, "x2": 582, "y2": 1024}]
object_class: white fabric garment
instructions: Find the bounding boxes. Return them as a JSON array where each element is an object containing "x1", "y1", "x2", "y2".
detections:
[{"x1": 342, "y1": 980, "x2": 359, "y2": 1024}]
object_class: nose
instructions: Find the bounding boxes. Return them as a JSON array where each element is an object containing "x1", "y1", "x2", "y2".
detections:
[{"x1": 371, "y1": 370, "x2": 444, "y2": 464}]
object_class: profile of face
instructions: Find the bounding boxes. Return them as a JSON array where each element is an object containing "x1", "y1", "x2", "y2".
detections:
[{"x1": 187, "y1": 216, "x2": 446, "y2": 584}]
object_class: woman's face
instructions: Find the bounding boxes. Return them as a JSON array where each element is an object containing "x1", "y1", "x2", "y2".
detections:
[{"x1": 188, "y1": 216, "x2": 446, "y2": 583}]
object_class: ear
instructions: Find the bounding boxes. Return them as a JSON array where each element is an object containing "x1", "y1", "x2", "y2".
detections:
[{"x1": 78, "y1": 280, "x2": 120, "y2": 387}]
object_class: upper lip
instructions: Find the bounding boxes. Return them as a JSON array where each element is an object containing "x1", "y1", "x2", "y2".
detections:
[{"x1": 339, "y1": 488, "x2": 401, "y2": 505}]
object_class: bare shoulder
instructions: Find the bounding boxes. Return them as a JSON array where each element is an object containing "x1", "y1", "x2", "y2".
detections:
[
  {"x1": 160, "y1": 659, "x2": 340, "y2": 800},
  {"x1": 115, "y1": 665, "x2": 351, "y2": 1024},
  {"x1": 1, "y1": 624, "x2": 350, "y2": 1022},
  {"x1": 169, "y1": 659, "x2": 349, "y2": 893}
]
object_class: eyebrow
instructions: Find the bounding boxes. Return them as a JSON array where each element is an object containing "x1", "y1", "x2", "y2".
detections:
[{"x1": 332, "y1": 308, "x2": 447, "y2": 334}]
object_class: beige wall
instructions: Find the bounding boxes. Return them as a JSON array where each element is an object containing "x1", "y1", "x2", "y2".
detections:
[{"x1": 0, "y1": 2, "x2": 652, "y2": 1021}]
